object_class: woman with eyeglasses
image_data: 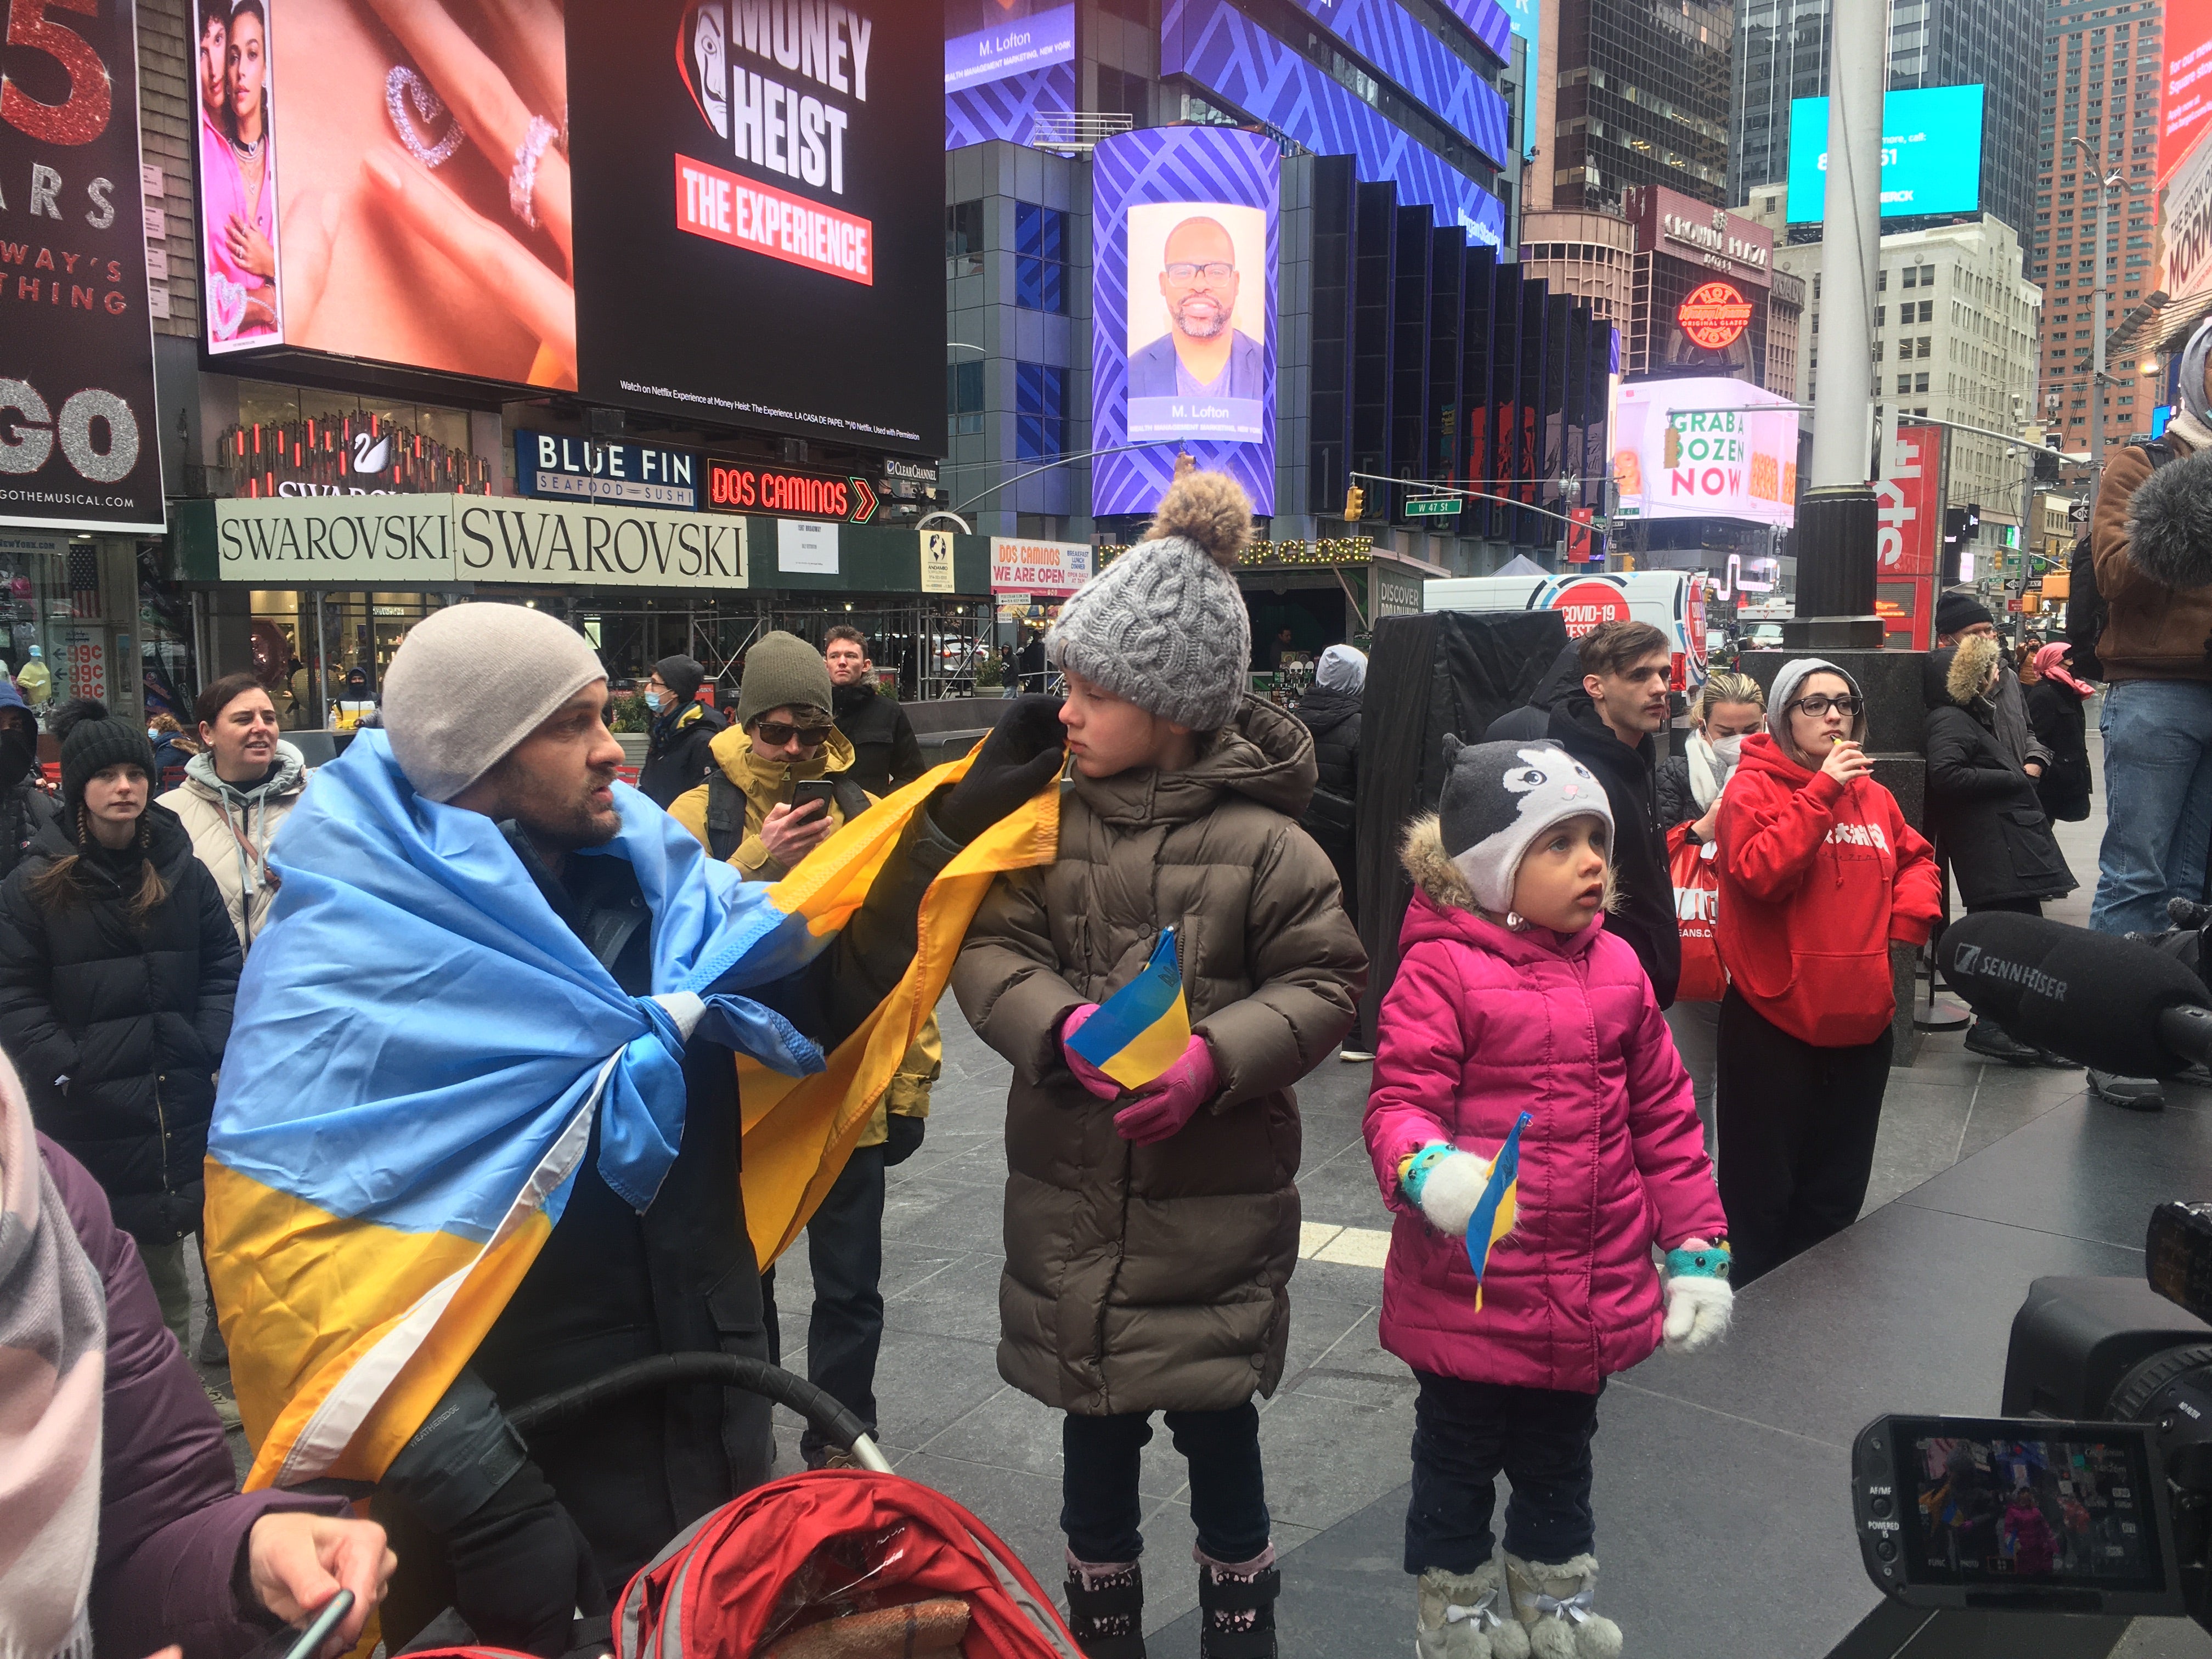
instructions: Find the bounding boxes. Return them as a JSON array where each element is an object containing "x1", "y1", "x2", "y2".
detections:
[{"x1": 1711, "y1": 659, "x2": 1941, "y2": 1284}]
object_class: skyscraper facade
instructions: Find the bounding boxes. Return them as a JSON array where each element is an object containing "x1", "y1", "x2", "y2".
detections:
[
  {"x1": 1543, "y1": 0, "x2": 1734, "y2": 209},
  {"x1": 2033, "y1": 0, "x2": 2164, "y2": 455},
  {"x1": 1729, "y1": 0, "x2": 2044, "y2": 251}
]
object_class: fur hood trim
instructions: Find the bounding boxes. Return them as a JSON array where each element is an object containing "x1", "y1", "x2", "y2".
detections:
[
  {"x1": 1400, "y1": 811, "x2": 1617, "y2": 917},
  {"x1": 1945, "y1": 633, "x2": 2001, "y2": 708},
  {"x1": 2128, "y1": 444, "x2": 2212, "y2": 591}
]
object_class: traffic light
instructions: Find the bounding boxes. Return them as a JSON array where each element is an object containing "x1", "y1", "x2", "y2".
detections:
[
  {"x1": 1344, "y1": 484, "x2": 1365, "y2": 522},
  {"x1": 2034, "y1": 448, "x2": 2061, "y2": 484},
  {"x1": 1965, "y1": 503, "x2": 1982, "y2": 539}
]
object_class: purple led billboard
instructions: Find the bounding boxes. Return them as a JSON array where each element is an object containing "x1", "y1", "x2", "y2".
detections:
[{"x1": 1092, "y1": 127, "x2": 1278, "y2": 517}]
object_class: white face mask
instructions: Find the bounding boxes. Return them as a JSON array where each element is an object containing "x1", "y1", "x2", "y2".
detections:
[{"x1": 1706, "y1": 732, "x2": 1745, "y2": 768}]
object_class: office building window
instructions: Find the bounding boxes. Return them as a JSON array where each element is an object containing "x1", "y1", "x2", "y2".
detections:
[
  {"x1": 947, "y1": 200, "x2": 984, "y2": 279},
  {"x1": 948, "y1": 360, "x2": 984, "y2": 437},
  {"x1": 1015, "y1": 202, "x2": 1068, "y2": 314},
  {"x1": 1016, "y1": 360, "x2": 1065, "y2": 460}
]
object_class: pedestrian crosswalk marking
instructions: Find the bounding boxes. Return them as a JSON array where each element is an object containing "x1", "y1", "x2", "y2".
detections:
[{"x1": 1297, "y1": 1222, "x2": 1391, "y2": 1267}]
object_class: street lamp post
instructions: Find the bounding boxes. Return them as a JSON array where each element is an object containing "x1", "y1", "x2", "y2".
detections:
[{"x1": 2070, "y1": 138, "x2": 2114, "y2": 517}]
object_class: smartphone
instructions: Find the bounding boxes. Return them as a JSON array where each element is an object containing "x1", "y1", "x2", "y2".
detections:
[
  {"x1": 789, "y1": 778, "x2": 838, "y2": 816},
  {"x1": 1854, "y1": 1414, "x2": 2184, "y2": 1615},
  {"x1": 236, "y1": 1589, "x2": 355, "y2": 1659}
]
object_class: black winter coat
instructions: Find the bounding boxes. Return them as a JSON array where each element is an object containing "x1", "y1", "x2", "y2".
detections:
[
  {"x1": 638, "y1": 701, "x2": 727, "y2": 809},
  {"x1": 1291, "y1": 685, "x2": 1361, "y2": 798},
  {"x1": 1923, "y1": 647, "x2": 2076, "y2": 909},
  {"x1": 832, "y1": 681, "x2": 926, "y2": 798},
  {"x1": 1547, "y1": 691, "x2": 1681, "y2": 1007},
  {"x1": 2024, "y1": 679, "x2": 2094, "y2": 823},
  {"x1": 0, "y1": 778, "x2": 61, "y2": 882},
  {"x1": 0, "y1": 807, "x2": 241, "y2": 1245}
]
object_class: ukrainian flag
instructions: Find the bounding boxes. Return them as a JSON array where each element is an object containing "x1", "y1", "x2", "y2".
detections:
[
  {"x1": 1065, "y1": 927, "x2": 1192, "y2": 1090},
  {"x1": 205, "y1": 731, "x2": 1059, "y2": 1493},
  {"x1": 1464, "y1": 1112, "x2": 1531, "y2": 1311}
]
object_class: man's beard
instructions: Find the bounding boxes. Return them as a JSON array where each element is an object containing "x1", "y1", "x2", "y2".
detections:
[
  {"x1": 516, "y1": 772, "x2": 622, "y2": 853},
  {"x1": 1172, "y1": 295, "x2": 1228, "y2": 338}
]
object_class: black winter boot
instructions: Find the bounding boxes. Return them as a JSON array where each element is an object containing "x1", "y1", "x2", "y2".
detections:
[
  {"x1": 1064, "y1": 1554, "x2": 1146, "y2": 1659},
  {"x1": 1198, "y1": 1547, "x2": 1279, "y2": 1659}
]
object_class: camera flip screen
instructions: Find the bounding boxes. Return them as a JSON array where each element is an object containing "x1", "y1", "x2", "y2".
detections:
[{"x1": 1899, "y1": 1427, "x2": 2163, "y2": 1593}]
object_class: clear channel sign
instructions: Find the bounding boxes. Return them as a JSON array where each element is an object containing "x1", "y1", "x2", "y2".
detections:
[{"x1": 1405, "y1": 495, "x2": 1462, "y2": 517}]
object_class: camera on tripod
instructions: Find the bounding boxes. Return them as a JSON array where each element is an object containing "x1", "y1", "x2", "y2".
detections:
[{"x1": 1849, "y1": 905, "x2": 2212, "y2": 1627}]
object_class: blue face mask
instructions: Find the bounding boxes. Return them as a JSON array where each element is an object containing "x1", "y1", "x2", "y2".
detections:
[{"x1": 644, "y1": 689, "x2": 664, "y2": 713}]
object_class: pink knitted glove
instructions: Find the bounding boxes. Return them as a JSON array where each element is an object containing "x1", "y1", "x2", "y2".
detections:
[
  {"x1": 1112, "y1": 1036, "x2": 1218, "y2": 1146},
  {"x1": 1058, "y1": 1005, "x2": 1122, "y2": 1101}
]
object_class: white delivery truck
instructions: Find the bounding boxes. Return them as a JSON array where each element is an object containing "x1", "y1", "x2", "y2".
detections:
[{"x1": 1424, "y1": 569, "x2": 1711, "y2": 692}]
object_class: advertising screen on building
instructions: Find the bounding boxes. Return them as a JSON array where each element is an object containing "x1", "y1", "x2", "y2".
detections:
[
  {"x1": 2163, "y1": 0, "x2": 2212, "y2": 187},
  {"x1": 1092, "y1": 126, "x2": 1278, "y2": 517},
  {"x1": 1612, "y1": 379, "x2": 1799, "y2": 529},
  {"x1": 945, "y1": 2, "x2": 1074, "y2": 93},
  {"x1": 3, "y1": 0, "x2": 166, "y2": 532},
  {"x1": 188, "y1": 1, "x2": 943, "y2": 451},
  {"x1": 1784, "y1": 85, "x2": 1985, "y2": 222}
]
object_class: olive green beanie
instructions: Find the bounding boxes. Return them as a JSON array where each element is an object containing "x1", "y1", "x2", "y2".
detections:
[{"x1": 735, "y1": 631, "x2": 834, "y2": 729}]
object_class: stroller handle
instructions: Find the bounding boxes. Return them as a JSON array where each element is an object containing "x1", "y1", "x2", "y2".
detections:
[{"x1": 507, "y1": 1352, "x2": 893, "y2": 1474}]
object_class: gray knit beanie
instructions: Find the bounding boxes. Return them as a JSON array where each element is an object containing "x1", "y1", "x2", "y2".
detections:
[
  {"x1": 735, "y1": 631, "x2": 834, "y2": 729},
  {"x1": 382, "y1": 602, "x2": 607, "y2": 802},
  {"x1": 1047, "y1": 471, "x2": 1254, "y2": 730},
  {"x1": 1437, "y1": 737, "x2": 1613, "y2": 917}
]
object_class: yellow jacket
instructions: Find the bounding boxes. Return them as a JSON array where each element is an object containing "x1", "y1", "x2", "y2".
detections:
[{"x1": 672, "y1": 725, "x2": 939, "y2": 1138}]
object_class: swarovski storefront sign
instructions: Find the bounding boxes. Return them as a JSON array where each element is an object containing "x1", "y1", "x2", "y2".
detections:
[{"x1": 207, "y1": 495, "x2": 748, "y2": 588}]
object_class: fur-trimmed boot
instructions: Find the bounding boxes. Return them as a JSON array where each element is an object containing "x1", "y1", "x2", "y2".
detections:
[
  {"x1": 1502, "y1": 1554, "x2": 1621, "y2": 1659},
  {"x1": 1197, "y1": 1544, "x2": 1279, "y2": 1659},
  {"x1": 1415, "y1": 1560, "x2": 1530, "y2": 1658},
  {"x1": 1064, "y1": 1553, "x2": 1146, "y2": 1659}
]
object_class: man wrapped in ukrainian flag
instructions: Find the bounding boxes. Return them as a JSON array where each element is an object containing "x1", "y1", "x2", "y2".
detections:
[{"x1": 201, "y1": 603, "x2": 1066, "y2": 1650}]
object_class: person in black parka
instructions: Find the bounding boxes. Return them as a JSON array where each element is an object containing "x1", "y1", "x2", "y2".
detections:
[
  {"x1": 0, "y1": 699, "x2": 241, "y2": 1348},
  {"x1": 0, "y1": 678, "x2": 59, "y2": 882},
  {"x1": 1925, "y1": 635, "x2": 2078, "y2": 1066},
  {"x1": 636, "y1": 654, "x2": 728, "y2": 809},
  {"x1": 2024, "y1": 641, "x2": 2096, "y2": 824}
]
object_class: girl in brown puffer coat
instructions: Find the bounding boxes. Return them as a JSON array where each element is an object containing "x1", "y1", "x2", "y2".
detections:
[{"x1": 953, "y1": 473, "x2": 1367, "y2": 1659}]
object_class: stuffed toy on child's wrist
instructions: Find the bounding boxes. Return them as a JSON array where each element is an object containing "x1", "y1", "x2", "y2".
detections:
[
  {"x1": 1661, "y1": 1236, "x2": 1734, "y2": 1355},
  {"x1": 1395, "y1": 1141, "x2": 1494, "y2": 1239}
]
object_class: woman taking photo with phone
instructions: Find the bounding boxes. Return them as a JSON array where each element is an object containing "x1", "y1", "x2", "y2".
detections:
[
  {"x1": 0, "y1": 701, "x2": 242, "y2": 1350},
  {"x1": 1713, "y1": 661, "x2": 1941, "y2": 1284}
]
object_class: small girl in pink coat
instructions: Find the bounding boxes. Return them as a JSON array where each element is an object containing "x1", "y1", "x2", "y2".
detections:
[{"x1": 1365, "y1": 738, "x2": 1732, "y2": 1659}]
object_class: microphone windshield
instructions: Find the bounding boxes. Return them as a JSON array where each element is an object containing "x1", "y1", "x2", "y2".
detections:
[{"x1": 1939, "y1": 912, "x2": 2209, "y2": 1076}]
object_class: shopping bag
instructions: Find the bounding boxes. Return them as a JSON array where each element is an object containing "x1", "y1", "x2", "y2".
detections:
[{"x1": 1667, "y1": 821, "x2": 1726, "y2": 1003}]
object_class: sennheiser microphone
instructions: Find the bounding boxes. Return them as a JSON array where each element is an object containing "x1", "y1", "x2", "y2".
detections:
[{"x1": 1938, "y1": 912, "x2": 2212, "y2": 1077}]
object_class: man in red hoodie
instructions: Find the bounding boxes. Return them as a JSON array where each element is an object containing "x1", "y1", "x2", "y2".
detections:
[{"x1": 1714, "y1": 658, "x2": 1942, "y2": 1284}]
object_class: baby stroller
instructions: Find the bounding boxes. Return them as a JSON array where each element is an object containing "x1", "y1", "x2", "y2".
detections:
[{"x1": 402, "y1": 1352, "x2": 1083, "y2": 1659}]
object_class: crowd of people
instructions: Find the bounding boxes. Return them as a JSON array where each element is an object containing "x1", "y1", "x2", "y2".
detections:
[{"x1": 0, "y1": 453, "x2": 2163, "y2": 1659}]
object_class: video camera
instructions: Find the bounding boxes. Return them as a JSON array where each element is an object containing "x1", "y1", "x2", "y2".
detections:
[{"x1": 1853, "y1": 910, "x2": 2212, "y2": 1625}]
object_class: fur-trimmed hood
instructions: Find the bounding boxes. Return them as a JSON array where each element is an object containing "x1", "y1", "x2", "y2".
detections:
[
  {"x1": 1399, "y1": 809, "x2": 1617, "y2": 919},
  {"x1": 2127, "y1": 443, "x2": 2212, "y2": 591},
  {"x1": 1926, "y1": 632, "x2": 2002, "y2": 710}
]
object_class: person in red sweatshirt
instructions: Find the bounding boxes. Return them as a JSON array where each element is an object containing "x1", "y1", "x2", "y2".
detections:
[{"x1": 1714, "y1": 658, "x2": 1941, "y2": 1285}]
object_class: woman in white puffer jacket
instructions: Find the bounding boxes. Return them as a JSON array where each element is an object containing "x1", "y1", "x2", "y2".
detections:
[{"x1": 157, "y1": 673, "x2": 309, "y2": 951}]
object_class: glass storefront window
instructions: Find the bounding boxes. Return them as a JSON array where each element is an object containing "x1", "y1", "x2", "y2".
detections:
[
  {"x1": 224, "y1": 381, "x2": 489, "y2": 497},
  {"x1": 246, "y1": 588, "x2": 448, "y2": 729},
  {"x1": 0, "y1": 532, "x2": 68, "y2": 716}
]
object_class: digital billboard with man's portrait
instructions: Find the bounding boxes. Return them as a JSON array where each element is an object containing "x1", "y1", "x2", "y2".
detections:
[{"x1": 1092, "y1": 126, "x2": 1278, "y2": 516}]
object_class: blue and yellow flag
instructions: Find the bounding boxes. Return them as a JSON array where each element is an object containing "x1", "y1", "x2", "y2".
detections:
[
  {"x1": 1065, "y1": 927, "x2": 1192, "y2": 1090},
  {"x1": 1465, "y1": 1112, "x2": 1531, "y2": 1311},
  {"x1": 205, "y1": 731, "x2": 1059, "y2": 1492}
]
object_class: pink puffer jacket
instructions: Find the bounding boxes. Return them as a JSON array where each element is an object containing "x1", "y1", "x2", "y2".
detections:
[{"x1": 1363, "y1": 816, "x2": 1726, "y2": 1393}]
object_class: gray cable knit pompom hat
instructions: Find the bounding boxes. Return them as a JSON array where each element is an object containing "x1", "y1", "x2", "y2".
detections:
[{"x1": 1047, "y1": 470, "x2": 1254, "y2": 730}]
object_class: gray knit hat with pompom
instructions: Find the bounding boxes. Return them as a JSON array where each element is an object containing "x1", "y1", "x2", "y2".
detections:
[{"x1": 1047, "y1": 470, "x2": 1254, "y2": 730}]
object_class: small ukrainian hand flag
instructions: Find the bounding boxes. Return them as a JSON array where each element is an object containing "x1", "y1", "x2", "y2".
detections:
[
  {"x1": 1465, "y1": 1111, "x2": 1531, "y2": 1311},
  {"x1": 1065, "y1": 927, "x2": 1192, "y2": 1090}
]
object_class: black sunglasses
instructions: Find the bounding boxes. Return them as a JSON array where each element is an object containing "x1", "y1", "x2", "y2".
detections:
[{"x1": 753, "y1": 719, "x2": 832, "y2": 748}]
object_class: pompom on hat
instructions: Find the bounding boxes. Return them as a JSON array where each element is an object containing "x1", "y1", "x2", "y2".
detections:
[{"x1": 1046, "y1": 470, "x2": 1255, "y2": 730}]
